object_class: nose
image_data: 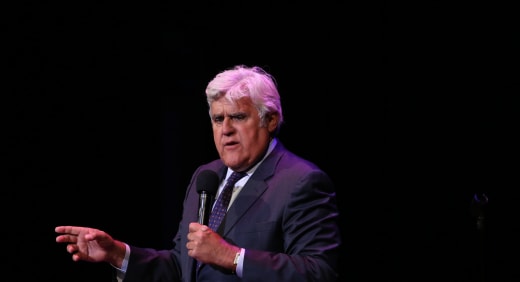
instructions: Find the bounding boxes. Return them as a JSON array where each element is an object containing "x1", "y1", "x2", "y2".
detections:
[{"x1": 221, "y1": 117, "x2": 235, "y2": 135}]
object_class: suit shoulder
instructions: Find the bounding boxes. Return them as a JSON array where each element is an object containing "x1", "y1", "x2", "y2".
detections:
[{"x1": 279, "y1": 149, "x2": 326, "y2": 174}]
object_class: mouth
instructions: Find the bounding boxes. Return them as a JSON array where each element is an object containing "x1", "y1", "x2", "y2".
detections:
[{"x1": 224, "y1": 141, "x2": 239, "y2": 147}]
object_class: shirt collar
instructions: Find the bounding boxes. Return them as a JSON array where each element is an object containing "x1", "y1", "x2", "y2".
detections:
[{"x1": 226, "y1": 138, "x2": 277, "y2": 178}]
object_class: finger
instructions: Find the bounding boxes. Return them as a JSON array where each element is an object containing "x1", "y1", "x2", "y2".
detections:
[
  {"x1": 72, "y1": 252, "x2": 83, "y2": 262},
  {"x1": 55, "y1": 226, "x2": 84, "y2": 235},
  {"x1": 55, "y1": 226, "x2": 74, "y2": 234},
  {"x1": 188, "y1": 222, "x2": 198, "y2": 232},
  {"x1": 56, "y1": 234, "x2": 78, "y2": 243}
]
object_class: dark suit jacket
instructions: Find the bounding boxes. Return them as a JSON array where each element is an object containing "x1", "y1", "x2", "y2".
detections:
[{"x1": 122, "y1": 140, "x2": 341, "y2": 282}]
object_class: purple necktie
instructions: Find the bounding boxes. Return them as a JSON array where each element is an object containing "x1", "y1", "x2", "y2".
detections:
[{"x1": 208, "y1": 171, "x2": 247, "y2": 231}]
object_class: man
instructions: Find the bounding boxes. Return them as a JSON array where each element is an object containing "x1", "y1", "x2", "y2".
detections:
[{"x1": 56, "y1": 65, "x2": 342, "y2": 281}]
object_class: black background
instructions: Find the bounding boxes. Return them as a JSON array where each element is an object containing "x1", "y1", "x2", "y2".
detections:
[{"x1": 7, "y1": 1, "x2": 519, "y2": 281}]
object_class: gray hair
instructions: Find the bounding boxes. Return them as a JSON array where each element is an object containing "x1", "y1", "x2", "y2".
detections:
[{"x1": 205, "y1": 65, "x2": 284, "y2": 135}]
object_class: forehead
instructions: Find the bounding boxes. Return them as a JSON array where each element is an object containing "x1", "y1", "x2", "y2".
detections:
[{"x1": 210, "y1": 96, "x2": 254, "y2": 114}]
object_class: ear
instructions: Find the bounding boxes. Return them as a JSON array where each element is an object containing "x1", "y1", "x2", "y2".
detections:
[{"x1": 266, "y1": 112, "x2": 279, "y2": 133}]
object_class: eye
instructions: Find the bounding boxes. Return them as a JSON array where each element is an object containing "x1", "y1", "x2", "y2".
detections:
[
  {"x1": 230, "y1": 114, "x2": 247, "y2": 121},
  {"x1": 212, "y1": 115, "x2": 224, "y2": 124}
]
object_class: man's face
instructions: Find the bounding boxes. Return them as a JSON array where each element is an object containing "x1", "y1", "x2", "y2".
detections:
[{"x1": 210, "y1": 96, "x2": 276, "y2": 172}]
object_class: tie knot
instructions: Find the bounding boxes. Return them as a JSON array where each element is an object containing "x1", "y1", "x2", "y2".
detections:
[
  {"x1": 207, "y1": 171, "x2": 247, "y2": 232},
  {"x1": 227, "y1": 171, "x2": 247, "y2": 186}
]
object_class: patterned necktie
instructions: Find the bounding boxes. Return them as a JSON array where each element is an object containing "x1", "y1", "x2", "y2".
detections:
[{"x1": 208, "y1": 171, "x2": 247, "y2": 231}]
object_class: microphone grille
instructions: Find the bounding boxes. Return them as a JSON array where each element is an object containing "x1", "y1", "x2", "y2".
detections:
[{"x1": 196, "y1": 170, "x2": 219, "y2": 195}]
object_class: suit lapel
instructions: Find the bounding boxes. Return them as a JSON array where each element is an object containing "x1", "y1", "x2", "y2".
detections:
[{"x1": 220, "y1": 142, "x2": 285, "y2": 236}]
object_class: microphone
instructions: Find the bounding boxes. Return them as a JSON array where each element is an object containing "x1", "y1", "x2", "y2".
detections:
[{"x1": 196, "y1": 170, "x2": 219, "y2": 225}]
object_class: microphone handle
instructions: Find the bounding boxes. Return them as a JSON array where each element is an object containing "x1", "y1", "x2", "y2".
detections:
[{"x1": 198, "y1": 192, "x2": 213, "y2": 225}]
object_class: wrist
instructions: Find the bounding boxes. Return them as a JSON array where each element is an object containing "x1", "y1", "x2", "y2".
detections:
[
  {"x1": 225, "y1": 246, "x2": 240, "y2": 273},
  {"x1": 108, "y1": 240, "x2": 127, "y2": 268},
  {"x1": 232, "y1": 251, "x2": 240, "y2": 274}
]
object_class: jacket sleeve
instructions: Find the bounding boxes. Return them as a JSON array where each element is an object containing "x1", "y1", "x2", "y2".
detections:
[
  {"x1": 241, "y1": 170, "x2": 342, "y2": 282},
  {"x1": 121, "y1": 245, "x2": 182, "y2": 282}
]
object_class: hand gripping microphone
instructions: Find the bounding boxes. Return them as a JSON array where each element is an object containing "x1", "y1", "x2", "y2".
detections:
[{"x1": 196, "y1": 170, "x2": 219, "y2": 225}]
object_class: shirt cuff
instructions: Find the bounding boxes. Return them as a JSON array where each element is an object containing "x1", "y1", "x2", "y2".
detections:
[
  {"x1": 112, "y1": 243, "x2": 130, "y2": 281},
  {"x1": 235, "y1": 248, "x2": 245, "y2": 277}
]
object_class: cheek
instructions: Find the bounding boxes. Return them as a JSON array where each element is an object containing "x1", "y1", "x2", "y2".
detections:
[
  {"x1": 246, "y1": 129, "x2": 269, "y2": 147},
  {"x1": 211, "y1": 125, "x2": 217, "y2": 136},
  {"x1": 213, "y1": 129, "x2": 220, "y2": 142}
]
